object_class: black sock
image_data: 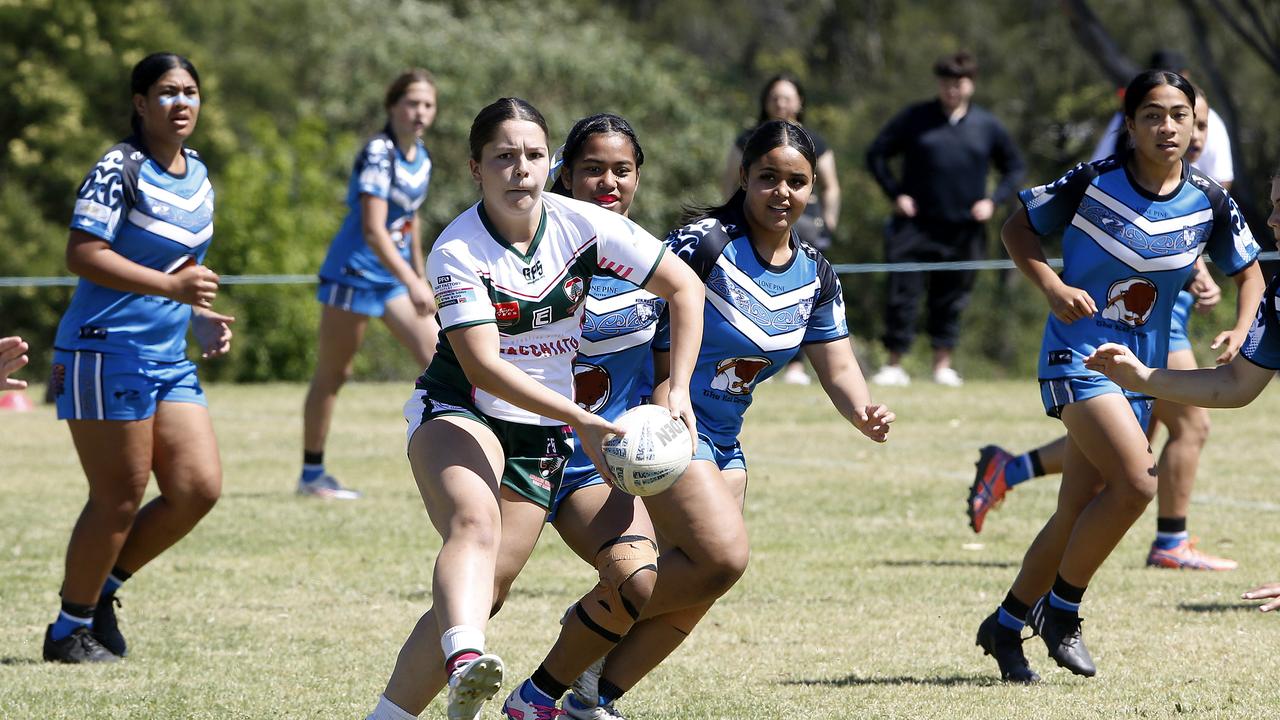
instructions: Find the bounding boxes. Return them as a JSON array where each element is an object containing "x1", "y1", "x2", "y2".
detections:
[
  {"x1": 598, "y1": 678, "x2": 626, "y2": 705},
  {"x1": 303, "y1": 450, "x2": 324, "y2": 466},
  {"x1": 531, "y1": 664, "x2": 569, "y2": 701},
  {"x1": 1000, "y1": 591, "x2": 1030, "y2": 621},
  {"x1": 1051, "y1": 574, "x2": 1086, "y2": 605},
  {"x1": 1028, "y1": 449, "x2": 1045, "y2": 477},
  {"x1": 1156, "y1": 516, "x2": 1187, "y2": 535}
]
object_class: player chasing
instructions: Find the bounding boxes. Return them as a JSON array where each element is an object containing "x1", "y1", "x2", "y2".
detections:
[
  {"x1": 44, "y1": 52, "x2": 234, "y2": 663},
  {"x1": 364, "y1": 98, "x2": 704, "y2": 720},
  {"x1": 974, "y1": 70, "x2": 1262, "y2": 684}
]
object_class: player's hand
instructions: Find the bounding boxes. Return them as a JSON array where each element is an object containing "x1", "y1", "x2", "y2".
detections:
[
  {"x1": 1045, "y1": 281, "x2": 1097, "y2": 324},
  {"x1": 1243, "y1": 582, "x2": 1280, "y2": 612},
  {"x1": 894, "y1": 194, "x2": 917, "y2": 218},
  {"x1": 853, "y1": 403, "x2": 895, "y2": 443},
  {"x1": 1190, "y1": 270, "x2": 1221, "y2": 313},
  {"x1": 574, "y1": 411, "x2": 627, "y2": 485},
  {"x1": 408, "y1": 278, "x2": 436, "y2": 318},
  {"x1": 193, "y1": 310, "x2": 235, "y2": 359},
  {"x1": 0, "y1": 336, "x2": 29, "y2": 391},
  {"x1": 662, "y1": 384, "x2": 699, "y2": 455},
  {"x1": 1083, "y1": 342, "x2": 1152, "y2": 390},
  {"x1": 1210, "y1": 328, "x2": 1245, "y2": 365},
  {"x1": 168, "y1": 264, "x2": 220, "y2": 308},
  {"x1": 971, "y1": 198, "x2": 995, "y2": 222}
]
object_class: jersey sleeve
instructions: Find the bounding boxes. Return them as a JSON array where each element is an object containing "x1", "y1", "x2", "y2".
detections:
[
  {"x1": 70, "y1": 146, "x2": 135, "y2": 242},
  {"x1": 1241, "y1": 279, "x2": 1280, "y2": 370},
  {"x1": 1203, "y1": 186, "x2": 1259, "y2": 276},
  {"x1": 354, "y1": 137, "x2": 394, "y2": 200},
  {"x1": 803, "y1": 256, "x2": 850, "y2": 344},
  {"x1": 1017, "y1": 162, "x2": 1097, "y2": 236},
  {"x1": 426, "y1": 244, "x2": 494, "y2": 331},
  {"x1": 594, "y1": 211, "x2": 666, "y2": 287}
]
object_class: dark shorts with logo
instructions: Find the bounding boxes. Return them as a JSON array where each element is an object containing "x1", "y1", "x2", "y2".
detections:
[{"x1": 404, "y1": 379, "x2": 574, "y2": 510}]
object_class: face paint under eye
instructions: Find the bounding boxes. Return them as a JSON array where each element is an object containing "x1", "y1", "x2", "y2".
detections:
[{"x1": 159, "y1": 91, "x2": 200, "y2": 108}]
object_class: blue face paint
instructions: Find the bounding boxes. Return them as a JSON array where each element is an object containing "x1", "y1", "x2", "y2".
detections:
[{"x1": 158, "y1": 91, "x2": 200, "y2": 108}]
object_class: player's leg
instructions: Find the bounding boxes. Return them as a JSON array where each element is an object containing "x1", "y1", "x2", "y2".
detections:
[
  {"x1": 300, "y1": 299, "x2": 369, "y2": 499},
  {"x1": 968, "y1": 436, "x2": 1066, "y2": 533},
  {"x1": 925, "y1": 222, "x2": 980, "y2": 386},
  {"x1": 380, "y1": 288, "x2": 439, "y2": 369}
]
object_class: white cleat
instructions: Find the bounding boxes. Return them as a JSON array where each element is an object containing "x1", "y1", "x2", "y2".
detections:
[
  {"x1": 933, "y1": 367, "x2": 964, "y2": 387},
  {"x1": 870, "y1": 365, "x2": 911, "y2": 387},
  {"x1": 563, "y1": 695, "x2": 626, "y2": 720},
  {"x1": 296, "y1": 474, "x2": 363, "y2": 500},
  {"x1": 447, "y1": 654, "x2": 505, "y2": 720}
]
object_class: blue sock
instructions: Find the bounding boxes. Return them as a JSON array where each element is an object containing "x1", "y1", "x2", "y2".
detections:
[
  {"x1": 996, "y1": 606, "x2": 1025, "y2": 631},
  {"x1": 301, "y1": 463, "x2": 325, "y2": 483},
  {"x1": 565, "y1": 695, "x2": 592, "y2": 711},
  {"x1": 521, "y1": 678, "x2": 557, "y2": 707},
  {"x1": 50, "y1": 602, "x2": 94, "y2": 641},
  {"x1": 1048, "y1": 591, "x2": 1080, "y2": 614},
  {"x1": 1154, "y1": 530, "x2": 1189, "y2": 550},
  {"x1": 1004, "y1": 454, "x2": 1035, "y2": 488},
  {"x1": 101, "y1": 568, "x2": 130, "y2": 599}
]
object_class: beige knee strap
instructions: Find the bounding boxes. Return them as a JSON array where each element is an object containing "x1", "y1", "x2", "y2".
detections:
[{"x1": 576, "y1": 535, "x2": 658, "y2": 642}]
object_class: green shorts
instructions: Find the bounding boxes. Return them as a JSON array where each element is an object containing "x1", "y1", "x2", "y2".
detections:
[{"x1": 404, "y1": 380, "x2": 574, "y2": 510}]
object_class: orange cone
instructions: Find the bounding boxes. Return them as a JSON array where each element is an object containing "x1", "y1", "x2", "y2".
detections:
[{"x1": 0, "y1": 390, "x2": 33, "y2": 412}]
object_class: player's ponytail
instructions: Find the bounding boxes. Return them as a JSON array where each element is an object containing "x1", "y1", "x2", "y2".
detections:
[{"x1": 130, "y1": 52, "x2": 200, "y2": 137}]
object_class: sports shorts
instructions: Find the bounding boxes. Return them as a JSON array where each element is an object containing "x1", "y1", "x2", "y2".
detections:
[
  {"x1": 317, "y1": 279, "x2": 407, "y2": 318},
  {"x1": 52, "y1": 349, "x2": 205, "y2": 421},
  {"x1": 1039, "y1": 375, "x2": 1153, "y2": 430}
]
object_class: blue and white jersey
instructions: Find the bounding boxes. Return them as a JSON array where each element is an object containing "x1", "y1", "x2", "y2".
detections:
[
  {"x1": 656, "y1": 209, "x2": 848, "y2": 446},
  {"x1": 55, "y1": 138, "x2": 214, "y2": 361},
  {"x1": 319, "y1": 127, "x2": 431, "y2": 289},
  {"x1": 1241, "y1": 275, "x2": 1280, "y2": 371},
  {"x1": 564, "y1": 275, "x2": 664, "y2": 478},
  {"x1": 1022, "y1": 157, "x2": 1258, "y2": 386}
]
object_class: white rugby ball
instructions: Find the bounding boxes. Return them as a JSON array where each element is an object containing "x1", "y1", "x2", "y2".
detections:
[{"x1": 601, "y1": 404, "x2": 692, "y2": 496}]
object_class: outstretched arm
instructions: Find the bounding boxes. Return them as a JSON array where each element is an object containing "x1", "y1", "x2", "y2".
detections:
[
  {"x1": 804, "y1": 339, "x2": 894, "y2": 443},
  {"x1": 1084, "y1": 343, "x2": 1273, "y2": 408}
]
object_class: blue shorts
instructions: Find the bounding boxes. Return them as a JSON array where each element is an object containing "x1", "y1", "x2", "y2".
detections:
[
  {"x1": 547, "y1": 462, "x2": 609, "y2": 523},
  {"x1": 1168, "y1": 290, "x2": 1195, "y2": 354},
  {"x1": 1040, "y1": 376, "x2": 1152, "y2": 430},
  {"x1": 694, "y1": 434, "x2": 747, "y2": 472},
  {"x1": 316, "y1": 279, "x2": 407, "y2": 318},
  {"x1": 52, "y1": 349, "x2": 205, "y2": 421}
]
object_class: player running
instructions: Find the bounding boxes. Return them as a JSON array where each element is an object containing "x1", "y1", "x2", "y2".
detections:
[
  {"x1": 561, "y1": 120, "x2": 893, "y2": 719},
  {"x1": 44, "y1": 52, "x2": 233, "y2": 663},
  {"x1": 975, "y1": 70, "x2": 1262, "y2": 683},
  {"x1": 300, "y1": 69, "x2": 441, "y2": 499},
  {"x1": 363, "y1": 98, "x2": 704, "y2": 720}
]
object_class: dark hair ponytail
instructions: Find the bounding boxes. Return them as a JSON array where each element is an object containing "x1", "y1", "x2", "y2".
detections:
[
  {"x1": 130, "y1": 52, "x2": 200, "y2": 137},
  {"x1": 681, "y1": 119, "x2": 816, "y2": 224},
  {"x1": 551, "y1": 113, "x2": 644, "y2": 197},
  {"x1": 468, "y1": 97, "x2": 548, "y2": 162}
]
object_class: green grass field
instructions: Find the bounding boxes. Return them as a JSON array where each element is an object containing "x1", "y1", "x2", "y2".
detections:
[{"x1": 2, "y1": 379, "x2": 1279, "y2": 719}]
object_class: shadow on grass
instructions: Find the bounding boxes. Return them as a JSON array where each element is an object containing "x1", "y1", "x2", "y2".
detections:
[
  {"x1": 1178, "y1": 601, "x2": 1258, "y2": 614},
  {"x1": 881, "y1": 559, "x2": 1020, "y2": 569},
  {"x1": 0, "y1": 657, "x2": 39, "y2": 665},
  {"x1": 782, "y1": 673, "x2": 1001, "y2": 687}
]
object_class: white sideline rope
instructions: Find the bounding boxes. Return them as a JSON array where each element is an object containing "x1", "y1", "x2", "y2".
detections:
[{"x1": 1, "y1": 252, "x2": 1276, "y2": 287}]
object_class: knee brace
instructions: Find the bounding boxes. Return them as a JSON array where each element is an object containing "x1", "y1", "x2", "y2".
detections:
[{"x1": 574, "y1": 534, "x2": 658, "y2": 643}]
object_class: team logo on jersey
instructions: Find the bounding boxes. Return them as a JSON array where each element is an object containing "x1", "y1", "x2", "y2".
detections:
[
  {"x1": 796, "y1": 297, "x2": 815, "y2": 325},
  {"x1": 563, "y1": 276, "x2": 584, "y2": 305},
  {"x1": 522, "y1": 260, "x2": 545, "y2": 283},
  {"x1": 533, "y1": 306, "x2": 553, "y2": 328},
  {"x1": 1102, "y1": 277, "x2": 1158, "y2": 327},
  {"x1": 573, "y1": 363, "x2": 611, "y2": 413},
  {"x1": 494, "y1": 301, "x2": 520, "y2": 327},
  {"x1": 710, "y1": 356, "x2": 773, "y2": 395},
  {"x1": 634, "y1": 298, "x2": 659, "y2": 323}
]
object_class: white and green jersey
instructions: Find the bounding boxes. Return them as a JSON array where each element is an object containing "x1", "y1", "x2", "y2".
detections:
[{"x1": 420, "y1": 193, "x2": 666, "y2": 425}]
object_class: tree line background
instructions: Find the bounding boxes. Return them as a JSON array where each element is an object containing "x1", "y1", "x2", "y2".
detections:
[{"x1": 2, "y1": 0, "x2": 1278, "y2": 382}]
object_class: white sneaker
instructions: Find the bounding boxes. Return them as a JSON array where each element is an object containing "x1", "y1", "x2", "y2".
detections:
[
  {"x1": 447, "y1": 654, "x2": 505, "y2": 720},
  {"x1": 870, "y1": 365, "x2": 910, "y2": 387},
  {"x1": 782, "y1": 364, "x2": 812, "y2": 385},
  {"x1": 933, "y1": 367, "x2": 964, "y2": 387},
  {"x1": 296, "y1": 474, "x2": 362, "y2": 500},
  {"x1": 564, "y1": 694, "x2": 627, "y2": 720}
]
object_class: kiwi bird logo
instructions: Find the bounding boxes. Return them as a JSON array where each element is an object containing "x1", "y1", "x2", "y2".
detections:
[
  {"x1": 711, "y1": 356, "x2": 772, "y2": 395},
  {"x1": 1102, "y1": 277, "x2": 1158, "y2": 326},
  {"x1": 573, "y1": 363, "x2": 611, "y2": 413}
]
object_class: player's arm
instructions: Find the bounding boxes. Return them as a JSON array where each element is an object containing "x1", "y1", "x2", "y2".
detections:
[
  {"x1": 409, "y1": 211, "x2": 426, "y2": 280},
  {"x1": 1001, "y1": 208, "x2": 1096, "y2": 323},
  {"x1": 0, "y1": 336, "x2": 29, "y2": 391},
  {"x1": 1084, "y1": 343, "x2": 1273, "y2": 407},
  {"x1": 1210, "y1": 261, "x2": 1265, "y2": 364},
  {"x1": 360, "y1": 196, "x2": 434, "y2": 317},
  {"x1": 449, "y1": 323, "x2": 622, "y2": 478},
  {"x1": 1243, "y1": 582, "x2": 1280, "y2": 612},
  {"x1": 640, "y1": 253, "x2": 703, "y2": 447},
  {"x1": 804, "y1": 339, "x2": 893, "y2": 443},
  {"x1": 66, "y1": 230, "x2": 219, "y2": 308},
  {"x1": 816, "y1": 149, "x2": 841, "y2": 232}
]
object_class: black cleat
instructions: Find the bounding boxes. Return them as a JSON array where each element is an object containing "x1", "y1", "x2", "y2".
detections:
[
  {"x1": 976, "y1": 611, "x2": 1040, "y2": 683},
  {"x1": 93, "y1": 595, "x2": 127, "y2": 657},
  {"x1": 1028, "y1": 596, "x2": 1096, "y2": 677},
  {"x1": 43, "y1": 625, "x2": 118, "y2": 664}
]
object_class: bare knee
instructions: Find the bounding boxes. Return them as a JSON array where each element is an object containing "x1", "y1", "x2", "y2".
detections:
[
  {"x1": 699, "y1": 542, "x2": 750, "y2": 598},
  {"x1": 1170, "y1": 408, "x2": 1211, "y2": 447},
  {"x1": 89, "y1": 483, "x2": 147, "y2": 532},
  {"x1": 171, "y1": 473, "x2": 222, "y2": 519},
  {"x1": 1113, "y1": 470, "x2": 1158, "y2": 512},
  {"x1": 446, "y1": 511, "x2": 500, "y2": 553}
]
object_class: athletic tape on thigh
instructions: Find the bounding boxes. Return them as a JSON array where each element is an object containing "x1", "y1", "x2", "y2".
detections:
[{"x1": 574, "y1": 534, "x2": 658, "y2": 642}]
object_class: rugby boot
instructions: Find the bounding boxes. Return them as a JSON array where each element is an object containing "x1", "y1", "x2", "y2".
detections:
[
  {"x1": 968, "y1": 445, "x2": 1013, "y2": 533},
  {"x1": 447, "y1": 653, "x2": 504, "y2": 720},
  {"x1": 93, "y1": 594, "x2": 127, "y2": 657},
  {"x1": 43, "y1": 625, "x2": 118, "y2": 664},
  {"x1": 975, "y1": 611, "x2": 1039, "y2": 683},
  {"x1": 1028, "y1": 595, "x2": 1096, "y2": 677},
  {"x1": 1146, "y1": 537, "x2": 1238, "y2": 571}
]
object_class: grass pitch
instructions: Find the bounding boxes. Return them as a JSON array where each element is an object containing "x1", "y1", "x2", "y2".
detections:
[{"x1": 2, "y1": 379, "x2": 1279, "y2": 719}]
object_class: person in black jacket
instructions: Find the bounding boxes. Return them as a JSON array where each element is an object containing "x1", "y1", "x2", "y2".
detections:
[{"x1": 866, "y1": 51, "x2": 1024, "y2": 387}]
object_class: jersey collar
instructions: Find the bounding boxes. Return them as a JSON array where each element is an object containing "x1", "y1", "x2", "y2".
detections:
[{"x1": 478, "y1": 201, "x2": 547, "y2": 264}]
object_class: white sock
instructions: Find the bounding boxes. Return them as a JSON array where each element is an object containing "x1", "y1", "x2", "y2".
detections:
[
  {"x1": 368, "y1": 694, "x2": 417, "y2": 720},
  {"x1": 440, "y1": 625, "x2": 485, "y2": 665}
]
